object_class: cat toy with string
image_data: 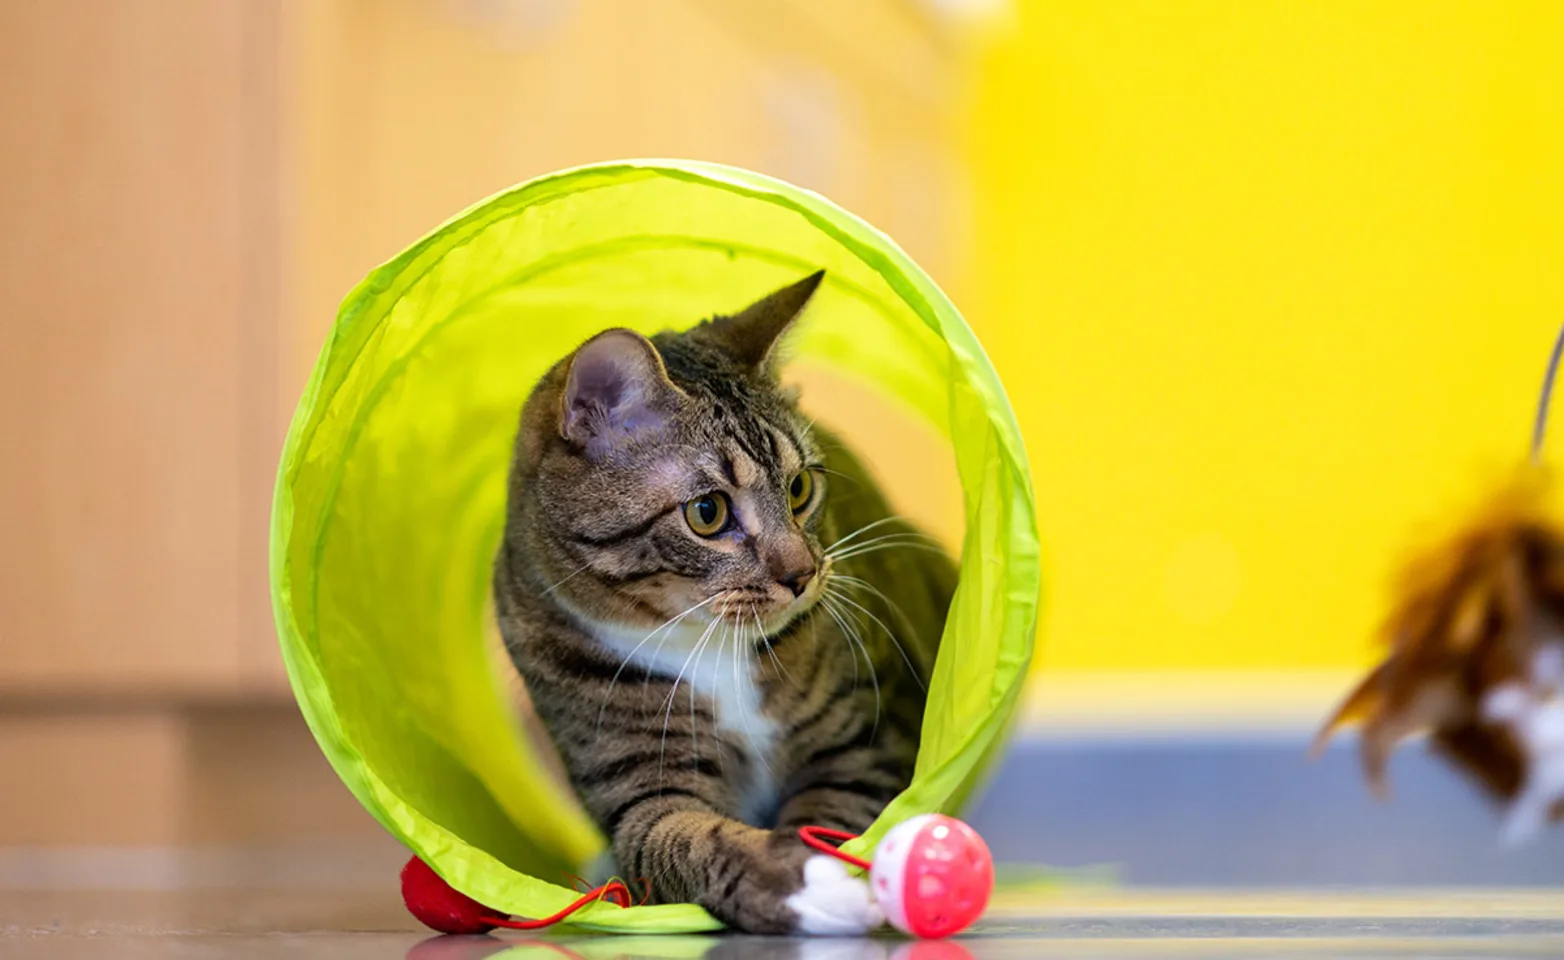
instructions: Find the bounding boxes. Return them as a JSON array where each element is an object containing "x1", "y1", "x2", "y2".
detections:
[
  {"x1": 1315, "y1": 322, "x2": 1564, "y2": 846},
  {"x1": 401, "y1": 815, "x2": 994, "y2": 939},
  {"x1": 801, "y1": 814, "x2": 994, "y2": 938}
]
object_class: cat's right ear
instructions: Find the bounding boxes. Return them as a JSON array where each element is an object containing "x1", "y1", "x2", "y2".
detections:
[{"x1": 560, "y1": 329, "x2": 683, "y2": 458}]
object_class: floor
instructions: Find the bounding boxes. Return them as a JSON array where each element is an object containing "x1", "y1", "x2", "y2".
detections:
[
  {"x1": 6, "y1": 886, "x2": 1564, "y2": 959},
  {"x1": 8, "y1": 722, "x2": 1564, "y2": 959},
  {"x1": 965, "y1": 736, "x2": 1564, "y2": 885}
]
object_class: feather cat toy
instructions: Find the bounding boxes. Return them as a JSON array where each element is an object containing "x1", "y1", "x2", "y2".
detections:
[{"x1": 1315, "y1": 324, "x2": 1564, "y2": 845}]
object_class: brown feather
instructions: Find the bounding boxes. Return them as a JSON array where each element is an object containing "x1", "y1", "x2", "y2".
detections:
[{"x1": 1316, "y1": 468, "x2": 1564, "y2": 804}]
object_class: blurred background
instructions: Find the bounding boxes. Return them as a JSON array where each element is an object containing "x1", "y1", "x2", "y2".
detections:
[{"x1": 4, "y1": 0, "x2": 1564, "y2": 894}]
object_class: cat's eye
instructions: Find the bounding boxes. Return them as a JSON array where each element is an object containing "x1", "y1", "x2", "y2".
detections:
[
  {"x1": 788, "y1": 469, "x2": 816, "y2": 514},
  {"x1": 684, "y1": 493, "x2": 730, "y2": 537}
]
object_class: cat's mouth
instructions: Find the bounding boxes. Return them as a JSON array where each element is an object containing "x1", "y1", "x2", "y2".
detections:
[{"x1": 708, "y1": 565, "x2": 829, "y2": 637}]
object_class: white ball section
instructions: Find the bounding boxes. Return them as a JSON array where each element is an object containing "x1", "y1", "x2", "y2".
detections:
[{"x1": 870, "y1": 814, "x2": 935, "y2": 934}]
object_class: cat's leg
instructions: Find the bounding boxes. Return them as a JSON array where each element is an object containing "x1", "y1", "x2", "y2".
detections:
[
  {"x1": 614, "y1": 796, "x2": 878, "y2": 934},
  {"x1": 764, "y1": 752, "x2": 907, "y2": 936},
  {"x1": 773, "y1": 715, "x2": 914, "y2": 834},
  {"x1": 774, "y1": 780, "x2": 892, "y2": 834}
]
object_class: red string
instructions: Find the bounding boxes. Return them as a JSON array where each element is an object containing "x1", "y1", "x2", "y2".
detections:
[
  {"x1": 476, "y1": 829, "x2": 867, "y2": 932},
  {"x1": 484, "y1": 880, "x2": 634, "y2": 930},
  {"x1": 798, "y1": 826, "x2": 873, "y2": 872}
]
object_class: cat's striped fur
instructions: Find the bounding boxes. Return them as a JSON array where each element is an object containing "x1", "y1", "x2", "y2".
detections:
[{"x1": 493, "y1": 272, "x2": 956, "y2": 933}]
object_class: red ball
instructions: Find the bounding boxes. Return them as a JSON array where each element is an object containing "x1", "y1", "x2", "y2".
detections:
[
  {"x1": 401, "y1": 855, "x2": 501, "y2": 935},
  {"x1": 871, "y1": 815, "x2": 994, "y2": 939}
]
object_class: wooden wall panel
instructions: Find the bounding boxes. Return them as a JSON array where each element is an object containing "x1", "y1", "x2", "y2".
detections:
[
  {"x1": 0, "y1": 0, "x2": 972, "y2": 845},
  {"x1": 0, "y1": 711, "x2": 187, "y2": 845},
  {"x1": 0, "y1": 0, "x2": 249, "y2": 692},
  {"x1": 235, "y1": 0, "x2": 291, "y2": 691},
  {"x1": 0, "y1": 703, "x2": 383, "y2": 847}
]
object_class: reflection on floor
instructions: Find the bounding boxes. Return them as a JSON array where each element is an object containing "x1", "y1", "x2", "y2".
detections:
[{"x1": 5, "y1": 886, "x2": 1564, "y2": 958}]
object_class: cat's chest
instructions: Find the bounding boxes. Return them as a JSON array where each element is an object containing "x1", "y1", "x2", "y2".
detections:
[{"x1": 588, "y1": 619, "x2": 782, "y2": 822}]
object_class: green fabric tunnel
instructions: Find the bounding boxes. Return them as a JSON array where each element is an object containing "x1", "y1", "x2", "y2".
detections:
[{"x1": 270, "y1": 160, "x2": 1041, "y2": 932}]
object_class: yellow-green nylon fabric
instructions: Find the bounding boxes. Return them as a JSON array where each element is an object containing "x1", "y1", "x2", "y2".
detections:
[{"x1": 270, "y1": 160, "x2": 1041, "y2": 933}]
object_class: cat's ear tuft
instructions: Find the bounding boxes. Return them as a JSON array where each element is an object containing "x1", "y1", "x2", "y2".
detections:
[
  {"x1": 704, "y1": 270, "x2": 825, "y2": 372},
  {"x1": 560, "y1": 329, "x2": 682, "y2": 458}
]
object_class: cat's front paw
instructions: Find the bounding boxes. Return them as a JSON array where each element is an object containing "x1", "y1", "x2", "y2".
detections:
[{"x1": 784, "y1": 855, "x2": 884, "y2": 935}]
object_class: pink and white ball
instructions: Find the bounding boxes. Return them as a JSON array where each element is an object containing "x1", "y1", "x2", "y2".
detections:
[{"x1": 870, "y1": 814, "x2": 994, "y2": 938}]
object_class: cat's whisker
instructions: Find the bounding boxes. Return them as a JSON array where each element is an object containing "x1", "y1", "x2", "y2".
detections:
[
  {"x1": 595, "y1": 594, "x2": 721, "y2": 741},
  {"x1": 687, "y1": 609, "x2": 721, "y2": 777},
  {"x1": 832, "y1": 537, "x2": 938, "y2": 553},
  {"x1": 823, "y1": 516, "x2": 907, "y2": 554},
  {"x1": 820, "y1": 593, "x2": 880, "y2": 741},
  {"x1": 832, "y1": 574, "x2": 909, "y2": 611},
  {"x1": 761, "y1": 636, "x2": 790, "y2": 684},
  {"x1": 813, "y1": 465, "x2": 862, "y2": 489},
  {"x1": 826, "y1": 535, "x2": 948, "y2": 565},
  {"x1": 817, "y1": 593, "x2": 858, "y2": 690},
  {"x1": 651, "y1": 619, "x2": 720, "y2": 892},
  {"x1": 826, "y1": 529, "x2": 944, "y2": 555},
  {"x1": 707, "y1": 634, "x2": 729, "y2": 784},
  {"x1": 826, "y1": 544, "x2": 949, "y2": 566},
  {"x1": 828, "y1": 527, "x2": 943, "y2": 550},
  {"x1": 832, "y1": 574, "x2": 926, "y2": 672},
  {"x1": 638, "y1": 592, "x2": 743, "y2": 697},
  {"x1": 753, "y1": 605, "x2": 791, "y2": 683},
  {"x1": 729, "y1": 614, "x2": 775, "y2": 780},
  {"x1": 541, "y1": 561, "x2": 594, "y2": 597},
  {"x1": 657, "y1": 607, "x2": 725, "y2": 791},
  {"x1": 825, "y1": 585, "x2": 927, "y2": 695},
  {"x1": 835, "y1": 598, "x2": 884, "y2": 742}
]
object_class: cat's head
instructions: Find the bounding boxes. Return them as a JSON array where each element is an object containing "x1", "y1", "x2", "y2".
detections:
[{"x1": 514, "y1": 271, "x2": 832, "y2": 643}]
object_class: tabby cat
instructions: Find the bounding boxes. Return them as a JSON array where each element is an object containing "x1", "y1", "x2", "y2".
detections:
[{"x1": 493, "y1": 272, "x2": 956, "y2": 934}]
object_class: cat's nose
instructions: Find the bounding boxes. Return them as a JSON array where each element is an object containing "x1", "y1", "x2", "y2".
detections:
[
  {"x1": 767, "y1": 539, "x2": 816, "y2": 598},
  {"x1": 779, "y1": 566, "x2": 816, "y2": 598}
]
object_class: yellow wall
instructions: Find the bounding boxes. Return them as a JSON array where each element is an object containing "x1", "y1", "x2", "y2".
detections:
[{"x1": 968, "y1": 2, "x2": 1564, "y2": 672}]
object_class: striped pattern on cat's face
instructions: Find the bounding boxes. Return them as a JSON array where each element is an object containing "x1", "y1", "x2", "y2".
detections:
[{"x1": 523, "y1": 272, "x2": 830, "y2": 646}]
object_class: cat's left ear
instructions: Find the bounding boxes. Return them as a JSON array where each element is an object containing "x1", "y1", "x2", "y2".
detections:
[
  {"x1": 705, "y1": 270, "x2": 825, "y2": 373},
  {"x1": 559, "y1": 329, "x2": 684, "y2": 459}
]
